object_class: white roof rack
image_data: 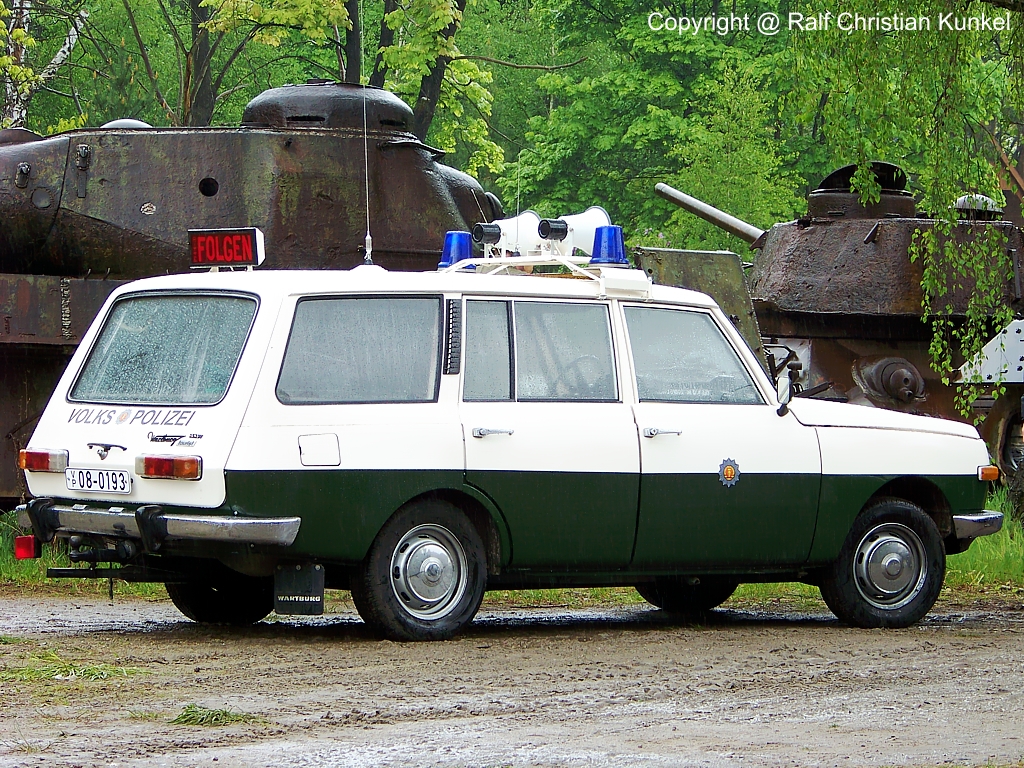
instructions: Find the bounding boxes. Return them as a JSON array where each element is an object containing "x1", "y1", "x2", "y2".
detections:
[{"x1": 440, "y1": 254, "x2": 652, "y2": 298}]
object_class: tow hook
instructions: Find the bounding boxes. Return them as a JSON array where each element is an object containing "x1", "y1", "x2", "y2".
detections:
[{"x1": 68, "y1": 536, "x2": 138, "y2": 564}]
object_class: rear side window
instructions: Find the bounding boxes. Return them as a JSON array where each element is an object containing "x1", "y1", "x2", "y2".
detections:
[
  {"x1": 71, "y1": 293, "x2": 257, "y2": 405},
  {"x1": 624, "y1": 306, "x2": 761, "y2": 404},
  {"x1": 464, "y1": 301, "x2": 513, "y2": 401},
  {"x1": 277, "y1": 296, "x2": 441, "y2": 404}
]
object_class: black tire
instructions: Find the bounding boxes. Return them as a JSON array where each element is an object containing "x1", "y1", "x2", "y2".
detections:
[
  {"x1": 635, "y1": 577, "x2": 738, "y2": 613},
  {"x1": 166, "y1": 575, "x2": 273, "y2": 626},
  {"x1": 352, "y1": 499, "x2": 486, "y2": 641},
  {"x1": 820, "y1": 497, "x2": 944, "y2": 628}
]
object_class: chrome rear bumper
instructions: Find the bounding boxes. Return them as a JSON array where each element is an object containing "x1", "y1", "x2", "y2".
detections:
[
  {"x1": 952, "y1": 510, "x2": 1003, "y2": 541},
  {"x1": 17, "y1": 502, "x2": 300, "y2": 547}
]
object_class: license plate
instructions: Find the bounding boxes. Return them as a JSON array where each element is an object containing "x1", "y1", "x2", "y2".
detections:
[{"x1": 65, "y1": 468, "x2": 132, "y2": 494}]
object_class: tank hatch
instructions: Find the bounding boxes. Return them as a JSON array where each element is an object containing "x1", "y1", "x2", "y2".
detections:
[
  {"x1": 807, "y1": 161, "x2": 916, "y2": 219},
  {"x1": 241, "y1": 81, "x2": 413, "y2": 131}
]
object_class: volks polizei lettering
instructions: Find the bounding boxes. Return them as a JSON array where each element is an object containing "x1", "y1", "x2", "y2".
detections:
[
  {"x1": 128, "y1": 409, "x2": 197, "y2": 427},
  {"x1": 68, "y1": 408, "x2": 117, "y2": 425},
  {"x1": 72, "y1": 408, "x2": 197, "y2": 427}
]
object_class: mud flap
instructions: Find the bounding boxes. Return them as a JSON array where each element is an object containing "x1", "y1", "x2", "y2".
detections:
[{"x1": 274, "y1": 563, "x2": 325, "y2": 615}]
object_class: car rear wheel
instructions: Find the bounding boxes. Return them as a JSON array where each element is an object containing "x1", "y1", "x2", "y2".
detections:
[
  {"x1": 820, "y1": 497, "x2": 944, "y2": 628},
  {"x1": 166, "y1": 575, "x2": 273, "y2": 626},
  {"x1": 352, "y1": 500, "x2": 486, "y2": 641},
  {"x1": 636, "y1": 577, "x2": 738, "y2": 613}
]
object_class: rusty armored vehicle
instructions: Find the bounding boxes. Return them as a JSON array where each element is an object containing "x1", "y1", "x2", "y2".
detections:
[
  {"x1": 0, "y1": 81, "x2": 500, "y2": 509},
  {"x1": 651, "y1": 163, "x2": 1024, "y2": 479}
]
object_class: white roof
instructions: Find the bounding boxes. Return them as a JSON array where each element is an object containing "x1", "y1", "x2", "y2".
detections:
[{"x1": 107, "y1": 265, "x2": 721, "y2": 308}]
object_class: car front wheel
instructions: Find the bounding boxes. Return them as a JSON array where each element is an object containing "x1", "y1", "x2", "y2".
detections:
[
  {"x1": 820, "y1": 497, "x2": 944, "y2": 628},
  {"x1": 352, "y1": 500, "x2": 486, "y2": 641}
]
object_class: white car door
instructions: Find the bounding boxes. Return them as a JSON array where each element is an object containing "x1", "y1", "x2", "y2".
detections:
[
  {"x1": 624, "y1": 304, "x2": 821, "y2": 567},
  {"x1": 460, "y1": 298, "x2": 640, "y2": 568}
]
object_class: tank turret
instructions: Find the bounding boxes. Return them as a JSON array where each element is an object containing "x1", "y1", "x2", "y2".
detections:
[
  {"x1": 655, "y1": 163, "x2": 1024, "y2": 478},
  {"x1": 0, "y1": 81, "x2": 502, "y2": 506}
]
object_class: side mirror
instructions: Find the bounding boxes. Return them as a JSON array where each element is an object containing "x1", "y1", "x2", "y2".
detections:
[{"x1": 776, "y1": 376, "x2": 792, "y2": 416}]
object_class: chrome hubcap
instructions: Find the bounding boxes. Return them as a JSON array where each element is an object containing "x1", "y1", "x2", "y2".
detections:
[
  {"x1": 390, "y1": 524, "x2": 467, "y2": 621},
  {"x1": 854, "y1": 523, "x2": 927, "y2": 609}
]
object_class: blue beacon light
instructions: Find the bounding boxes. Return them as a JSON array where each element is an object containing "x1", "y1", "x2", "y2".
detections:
[
  {"x1": 438, "y1": 230, "x2": 473, "y2": 269},
  {"x1": 589, "y1": 225, "x2": 629, "y2": 266}
]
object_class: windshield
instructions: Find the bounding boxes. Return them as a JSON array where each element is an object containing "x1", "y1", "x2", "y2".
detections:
[{"x1": 70, "y1": 293, "x2": 257, "y2": 405}]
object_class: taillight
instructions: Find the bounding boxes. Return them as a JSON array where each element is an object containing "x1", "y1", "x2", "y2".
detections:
[
  {"x1": 18, "y1": 449, "x2": 69, "y2": 472},
  {"x1": 135, "y1": 455, "x2": 202, "y2": 480},
  {"x1": 978, "y1": 465, "x2": 1000, "y2": 482},
  {"x1": 14, "y1": 535, "x2": 41, "y2": 560}
]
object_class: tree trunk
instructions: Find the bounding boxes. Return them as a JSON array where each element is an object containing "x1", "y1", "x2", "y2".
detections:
[
  {"x1": 188, "y1": 0, "x2": 215, "y2": 126},
  {"x1": 368, "y1": 0, "x2": 398, "y2": 88},
  {"x1": 3, "y1": 0, "x2": 32, "y2": 127},
  {"x1": 343, "y1": 0, "x2": 361, "y2": 84},
  {"x1": 411, "y1": 0, "x2": 467, "y2": 141}
]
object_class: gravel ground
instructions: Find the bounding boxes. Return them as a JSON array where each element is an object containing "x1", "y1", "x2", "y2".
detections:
[{"x1": 0, "y1": 592, "x2": 1022, "y2": 768}]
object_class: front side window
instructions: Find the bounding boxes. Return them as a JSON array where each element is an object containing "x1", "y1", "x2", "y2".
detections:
[
  {"x1": 625, "y1": 306, "x2": 761, "y2": 404},
  {"x1": 71, "y1": 293, "x2": 257, "y2": 405},
  {"x1": 277, "y1": 296, "x2": 441, "y2": 404}
]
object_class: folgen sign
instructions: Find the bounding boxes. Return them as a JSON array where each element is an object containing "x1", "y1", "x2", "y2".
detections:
[{"x1": 189, "y1": 227, "x2": 266, "y2": 268}]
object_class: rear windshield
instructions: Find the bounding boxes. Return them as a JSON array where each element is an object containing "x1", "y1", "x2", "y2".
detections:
[
  {"x1": 276, "y1": 296, "x2": 441, "y2": 404},
  {"x1": 70, "y1": 293, "x2": 257, "y2": 405}
]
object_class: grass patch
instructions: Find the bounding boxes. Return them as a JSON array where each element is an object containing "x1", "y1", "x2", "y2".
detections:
[
  {"x1": 0, "y1": 650, "x2": 142, "y2": 682},
  {"x1": 171, "y1": 704, "x2": 258, "y2": 727},
  {"x1": 0, "y1": 635, "x2": 23, "y2": 645},
  {"x1": 127, "y1": 710, "x2": 164, "y2": 721}
]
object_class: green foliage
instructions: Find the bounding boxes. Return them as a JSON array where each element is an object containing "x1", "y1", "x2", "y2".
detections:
[
  {"x1": 495, "y1": 0, "x2": 803, "y2": 249},
  {"x1": 913, "y1": 221, "x2": 1014, "y2": 415},
  {"x1": 205, "y1": 0, "x2": 351, "y2": 46},
  {"x1": 377, "y1": 0, "x2": 505, "y2": 175},
  {"x1": 172, "y1": 703, "x2": 259, "y2": 726}
]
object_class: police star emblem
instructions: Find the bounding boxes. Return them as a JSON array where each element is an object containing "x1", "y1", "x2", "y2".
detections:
[{"x1": 719, "y1": 459, "x2": 740, "y2": 487}]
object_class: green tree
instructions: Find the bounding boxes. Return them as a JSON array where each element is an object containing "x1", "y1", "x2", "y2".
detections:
[{"x1": 497, "y1": 0, "x2": 803, "y2": 247}]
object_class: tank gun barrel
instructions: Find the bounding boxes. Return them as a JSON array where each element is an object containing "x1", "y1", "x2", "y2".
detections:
[{"x1": 655, "y1": 183, "x2": 765, "y2": 245}]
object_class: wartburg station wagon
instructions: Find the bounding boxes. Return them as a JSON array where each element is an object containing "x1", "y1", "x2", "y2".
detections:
[{"x1": 14, "y1": 248, "x2": 1005, "y2": 640}]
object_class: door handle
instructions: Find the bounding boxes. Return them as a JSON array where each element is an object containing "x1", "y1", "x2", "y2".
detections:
[
  {"x1": 472, "y1": 427, "x2": 515, "y2": 438},
  {"x1": 643, "y1": 427, "x2": 683, "y2": 438}
]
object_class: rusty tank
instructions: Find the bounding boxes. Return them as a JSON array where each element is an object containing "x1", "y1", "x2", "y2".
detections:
[
  {"x1": 0, "y1": 81, "x2": 501, "y2": 508},
  {"x1": 651, "y1": 162, "x2": 1024, "y2": 478}
]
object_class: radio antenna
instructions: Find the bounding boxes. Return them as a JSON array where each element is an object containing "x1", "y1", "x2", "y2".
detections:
[{"x1": 360, "y1": 0, "x2": 373, "y2": 265}]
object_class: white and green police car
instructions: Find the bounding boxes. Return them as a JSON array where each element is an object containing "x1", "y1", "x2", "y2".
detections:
[{"x1": 14, "y1": 255, "x2": 1003, "y2": 640}]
